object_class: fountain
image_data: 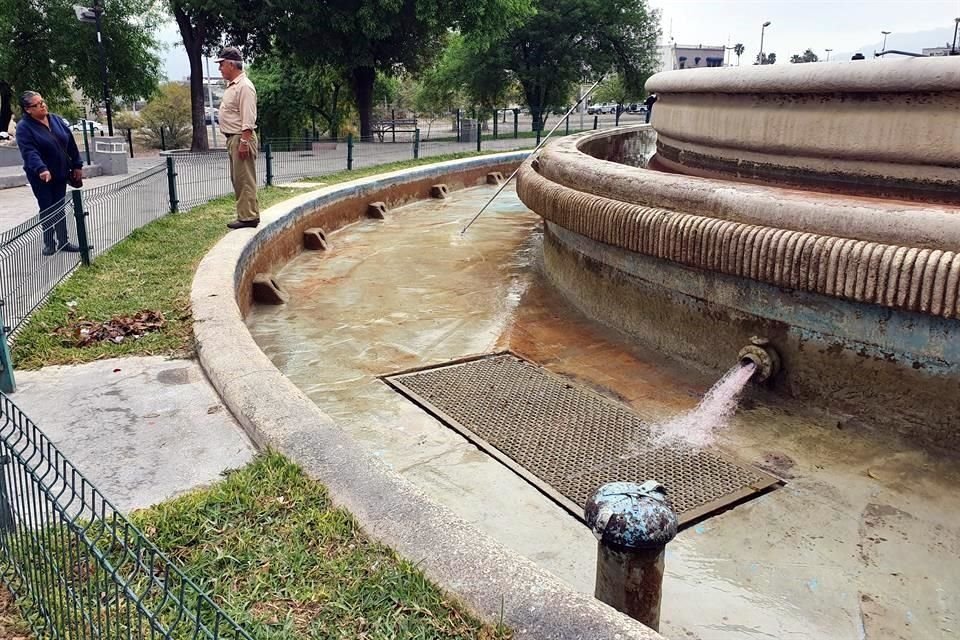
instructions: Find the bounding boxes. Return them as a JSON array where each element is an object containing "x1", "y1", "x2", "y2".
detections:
[{"x1": 516, "y1": 56, "x2": 960, "y2": 451}]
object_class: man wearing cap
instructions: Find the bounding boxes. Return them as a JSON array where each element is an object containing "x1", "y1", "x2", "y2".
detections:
[{"x1": 216, "y1": 46, "x2": 260, "y2": 229}]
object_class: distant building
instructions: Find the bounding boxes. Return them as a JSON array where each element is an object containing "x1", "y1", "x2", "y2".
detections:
[
  {"x1": 656, "y1": 43, "x2": 726, "y2": 71},
  {"x1": 922, "y1": 46, "x2": 953, "y2": 56}
]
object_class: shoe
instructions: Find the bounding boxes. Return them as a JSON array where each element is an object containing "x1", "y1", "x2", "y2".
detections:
[
  {"x1": 227, "y1": 219, "x2": 260, "y2": 230},
  {"x1": 41, "y1": 244, "x2": 56, "y2": 256},
  {"x1": 58, "y1": 242, "x2": 81, "y2": 253}
]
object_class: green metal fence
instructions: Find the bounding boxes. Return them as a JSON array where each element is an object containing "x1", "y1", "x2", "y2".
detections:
[{"x1": 0, "y1": 392, "x2": 253, "y2": 639}]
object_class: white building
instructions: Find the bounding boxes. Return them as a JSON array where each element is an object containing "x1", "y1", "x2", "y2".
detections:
[{"x1": 656, "y1": 43, "x2": 727, "y2": 71}]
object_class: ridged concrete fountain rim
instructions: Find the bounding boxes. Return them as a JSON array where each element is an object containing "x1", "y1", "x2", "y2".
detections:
[
  {"x1": 190, "y1": 153, "x2": 663, "y2": 640},
  {"x1": 646, "y1": 55, "x2": 960, "y2": 94},
  {"x1": 517, "y1": 162, "x2": 960, "y2": 319},
  {"x1": 545, "y1": 125, "x2": 960, "y2": 251}
]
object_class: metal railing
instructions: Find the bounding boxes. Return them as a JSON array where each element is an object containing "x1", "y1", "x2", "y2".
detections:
[{"x1": 0, "y1": 392, "x2": 253, "y2": 639}]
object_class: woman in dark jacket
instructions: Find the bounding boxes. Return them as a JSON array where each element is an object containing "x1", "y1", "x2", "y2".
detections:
[{"x1": 16, "y1": 91, "x2": 83, "y2": 255}]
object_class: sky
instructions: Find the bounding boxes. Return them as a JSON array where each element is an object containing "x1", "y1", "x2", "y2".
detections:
[{"x1": 159, "y1": 0, "x2": 960, "y2": 80}]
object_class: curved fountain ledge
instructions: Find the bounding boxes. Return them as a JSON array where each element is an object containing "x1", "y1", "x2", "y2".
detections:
[
  {"x1": 191, "y1": 153, "x2": 663, "y2": 640},
  {"x1": 517, "y1": 127, "x2": 960, "y2": 451}
]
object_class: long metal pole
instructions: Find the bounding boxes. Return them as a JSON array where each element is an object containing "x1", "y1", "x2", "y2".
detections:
[
  {"x1": 93, "y1": 0, "x2": 113, "y2": 136},
  {"x1": 953, "y1": 19, "x2": 959, "y2": 55},
  {"x1": 460, "y1": 76, "x2": 606, "y2": 236},
  {"x1": 759, "y1": 26, "x2": 766, "y2": 64},
  {"x1": 206, "y1": 57, "x2": 218, "y2": 147}
]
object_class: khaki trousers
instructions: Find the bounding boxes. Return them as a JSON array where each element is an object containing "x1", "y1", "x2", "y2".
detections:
[{"x1": 226, "y1": 134, "x2": 260, "y2": 221}]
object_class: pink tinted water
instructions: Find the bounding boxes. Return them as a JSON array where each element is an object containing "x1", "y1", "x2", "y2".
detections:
[{"x1": 652, "y1": 362, "x2": 757, "y2": 449}]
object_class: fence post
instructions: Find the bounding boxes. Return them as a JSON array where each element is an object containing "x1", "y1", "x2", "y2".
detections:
[
  {"x1": 593, "y1": 115, "x2": 599, "y2": 130},
  {"x1": 493, "y1": 113, "x2": 498, "y2": 139},
  {"x1": 265, "y1": 143, "x2": 273, "y2": 187},
  {"x1": 71, "y1": 190, "x2": 92, "y2": 267},
  {"x1": 565, "y1": 114, "x2": 570, "y2": 135},
  {"x1": 0, "y1": 454, "x2": 14, "y2": 533},
  {"x1": 476, "y1": 122, "x2": 482, "y2": 152},
  {"x1": 347, "y1": 134, "x2": 354, "y2": 170},
  {"x1": 391, "y1": 108, "x2": 396, "y2": 143},
  {"x1": 413, "y1": 128, "x2": 420, "y2": 160},
  {"x1": 160, "y1": 126, "x2": 166, "y2": 151},
  {"x1": 513, "y1": 109, "x2": 519, "y2": 138},
  {"x1": 126, "y1": 128, "x2": 134, "y2": 158},
  {"x1": 166, "y1": 156, "x2": 178, "y2": 213},
  {"x1": 456, "y1": 109, "x2": 461, "y2": 142},
  {"x1": 0, "y1": 302, "x2": 15, "y2": 394},
  {"x1": 82, "y1": 124, "x2": 91, "y2": 165}
]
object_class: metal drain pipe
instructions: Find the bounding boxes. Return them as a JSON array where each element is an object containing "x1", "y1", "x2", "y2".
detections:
[
  {"x1": 737, "y1": 336, "x2": 781, "y2": 384},
  {"x1": 584, "y1": 481, "x2": 678, "y2": 631}
]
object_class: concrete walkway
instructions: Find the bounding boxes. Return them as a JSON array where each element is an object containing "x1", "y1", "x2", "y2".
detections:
[{"x1": 9, "y1": 356, "x2": 256, "y2": 513}]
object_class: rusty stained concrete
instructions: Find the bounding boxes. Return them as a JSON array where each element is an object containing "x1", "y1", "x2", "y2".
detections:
[{"x1": 246, "y1": 185, "x2": 960, "y2": 640}]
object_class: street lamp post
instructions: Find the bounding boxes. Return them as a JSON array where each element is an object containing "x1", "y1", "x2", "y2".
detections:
[
  {"x1": 74, "y1": 0, "x2": 113, "y2": 136},
  {"x1": 952, "y1": 18, "x2": 960, "y2": 55},
  {"x1": 825, "y1": 48, "x2": 833, "y2": 61},
  {"x1": 881, "y1": 30, "x2": 891, "y2": 53},
  {"x1": 759, "y1": 21, "x2": 772, "y2": 64}
]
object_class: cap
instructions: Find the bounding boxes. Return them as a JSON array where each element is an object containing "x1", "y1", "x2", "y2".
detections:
[{"x1": 214, "y1": 46, "x2": 243, "y2": 63}]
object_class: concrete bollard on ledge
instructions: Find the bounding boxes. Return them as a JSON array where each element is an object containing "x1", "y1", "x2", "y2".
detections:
[{"x1": 584, "y1": 480, "x2": 678, "y2": 632}]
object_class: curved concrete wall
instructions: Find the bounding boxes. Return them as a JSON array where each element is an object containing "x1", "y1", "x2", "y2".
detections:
[
  {"x1": 516, "y1": 128, "x2": 960, "y2": 451},
  {"x1": 645, "y1": 58, "x2": 960, "y2": 203},
  {"x1": 192, "y1": 153, "x2": 664, "y2": 640}
]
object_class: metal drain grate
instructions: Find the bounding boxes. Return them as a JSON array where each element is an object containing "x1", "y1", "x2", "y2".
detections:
[{"x1": 384, "y1": 353, "x2": 779, "y2": 526}]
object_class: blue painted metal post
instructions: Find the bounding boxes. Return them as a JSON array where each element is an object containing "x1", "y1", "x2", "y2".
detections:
[
  {"x1": 456, "y1": 109, "x2": 461, "y2": 142},
  {"x1": 347, "y1": 134, "x2": 354, "y2": 170},
  {"x1": 126, "y1": 128, "x2": 134, "y2": 158},
  {"x1": 493, "y1": 113, "x2": 498, "y2": 139},
  {"x1": 160, "y1": 126, "x2": 166, "y2": 151},
  {"x1": 513, "y1": 109, "x2": 519, "y2": 139},
  {"x1": 476, "y1": 122, "x2": 481, "y2": 152},
  {"x1": 584, "y1": 481, "x2": 678, "y2": 632},
  {"x1": 265, "y1": 143, "x2": 273, "y2": 187},
  {"x1": 0, "y1": 302, "x2": 14, "y2": 394},
  {"x1": 593, "y1": 115, "x2": 599, "y2": 130},
  {"x1": 165, "y1": 156, "x2": 178, "y2": 213},
  {"x1": 71, "y1": 190, "x2": 92, "y2": 266},
  {"x1": 565, "y1": 114, "x2": 570, "y2": 135},
  {"x1": 413, "y1": 128, "x2": 420, "y2": 159}
]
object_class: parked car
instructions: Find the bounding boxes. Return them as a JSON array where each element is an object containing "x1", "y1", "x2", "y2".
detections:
[
  {"x1": 69, "y1": 119, "x2": 103, "y2": 133},
  {"x1": 588, "y1": 103, "x2": 618, "y2": 115},
  {"x1": 205, "y1": 107, "x2": 219, "y2": 125}
]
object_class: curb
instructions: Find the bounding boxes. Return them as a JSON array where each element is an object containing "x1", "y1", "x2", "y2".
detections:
[{"x1": 191, "y1": 153, "x2": 664, "y2": 639}]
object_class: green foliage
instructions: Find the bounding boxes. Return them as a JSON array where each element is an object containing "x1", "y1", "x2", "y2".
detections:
[
  {"x1": 593, "y1": 74, "x2": 647, "y2": 107},
  {"x1": 733, "y1": 43, "x2": 745, "y2": 66},
  {"x1": 756, "y1": 52, "x2": 777, "y2": 65},
  {"x1": 790, "y1": 48, "x2": 819, "y2": 63},
  {"x1": 0, "y1": 0, "x2": 162, "y2": 132},
  {"x1": 139, "y1": 82, "x2": 191, "y2": 148},
  {"x1": 113, "y1": 109, "x2": 143, "y2": 130},
  {"x1": 458, "y1": 0, "x2": 660, "y2": 131},
  {"x1": 271, "y1": 0, "x2": 534, "y2": 139},
  {"x1": 250, "y1": 55, "x2": 352, "y2": 140}
]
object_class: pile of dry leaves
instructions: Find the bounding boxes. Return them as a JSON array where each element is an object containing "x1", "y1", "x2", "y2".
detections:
[{"x1": 56, "y1": 310, "x2": 166, "y2": 346}]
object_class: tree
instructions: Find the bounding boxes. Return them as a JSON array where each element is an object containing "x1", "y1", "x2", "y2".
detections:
[
  {"x1": 593, "y1": 74, "x2": 646, "y2": 113},
  {"x1": 459, "y1": 0, "x2": 660, "y2": 132},
  {"x1": 0, "y1": 0, "x2": 162, "y2": 133},
  {"x1": 733, "y1": 43, "x2": 745, "y2": 66},
  {"x1": 755, "y1": 52, "x2": 777, "y2": 65},
  {"x1": 139, "y1": 81, "x2": 191, "y2": 149},
  {"x1": 167, "y1": 0, "x2": 269, "y2": 151},
  {"x1": 249, "y1": 55, "x2": 350, "y2": 140},
  {"x1": 790, "y1": 48, "x2": 819, "y2": 63},
  {"x1": 271, "y1": 0, "x2": 532, "y2": 141}
]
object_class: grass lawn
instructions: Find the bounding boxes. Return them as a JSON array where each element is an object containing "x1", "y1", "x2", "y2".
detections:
[
  {"x1": 12, "y1": 151, "x2": 509, "y2": 370},
  {"x1": 130, "y1": 452, "x2": 509, "y2": 639}
]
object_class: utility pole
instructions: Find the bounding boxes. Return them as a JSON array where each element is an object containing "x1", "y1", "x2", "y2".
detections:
[
  {"x1": 825, "y1": 48, "x2": 832, "y2": 61},
  {"x1": 952, "y1": 18, "x2": 960, "y2": 55},
  {"x1": 74, "y1": 0, "x2": 113, "y2": 136},
  {"x1": 881, "y1": 30, "x2": 891, "y2": 54}
]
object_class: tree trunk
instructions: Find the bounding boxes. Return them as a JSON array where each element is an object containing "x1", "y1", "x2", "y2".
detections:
[
  {"x1": 0, "y1": 81, "x2": 11, "y2": 135},
  {"x1": 173, "y1": 7, "x2": 209, "y2": 152},
  {"x1": 351, "y1": 66, "x2": 375, "y2": 141}
]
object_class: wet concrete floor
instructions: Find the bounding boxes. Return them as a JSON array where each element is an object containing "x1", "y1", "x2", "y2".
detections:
[{"x1": 247, "y1": 185, "x2": 960, "y2": 640}]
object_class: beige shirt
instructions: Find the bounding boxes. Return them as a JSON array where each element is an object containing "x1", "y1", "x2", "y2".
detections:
[{"x1": 219, "y1": 72, "x2": 257, "y2": 134}]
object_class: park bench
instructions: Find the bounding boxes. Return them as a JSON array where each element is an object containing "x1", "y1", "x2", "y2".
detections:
[{"x1": 372, "y1": 118, "x2": 418, "y2": 142}]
